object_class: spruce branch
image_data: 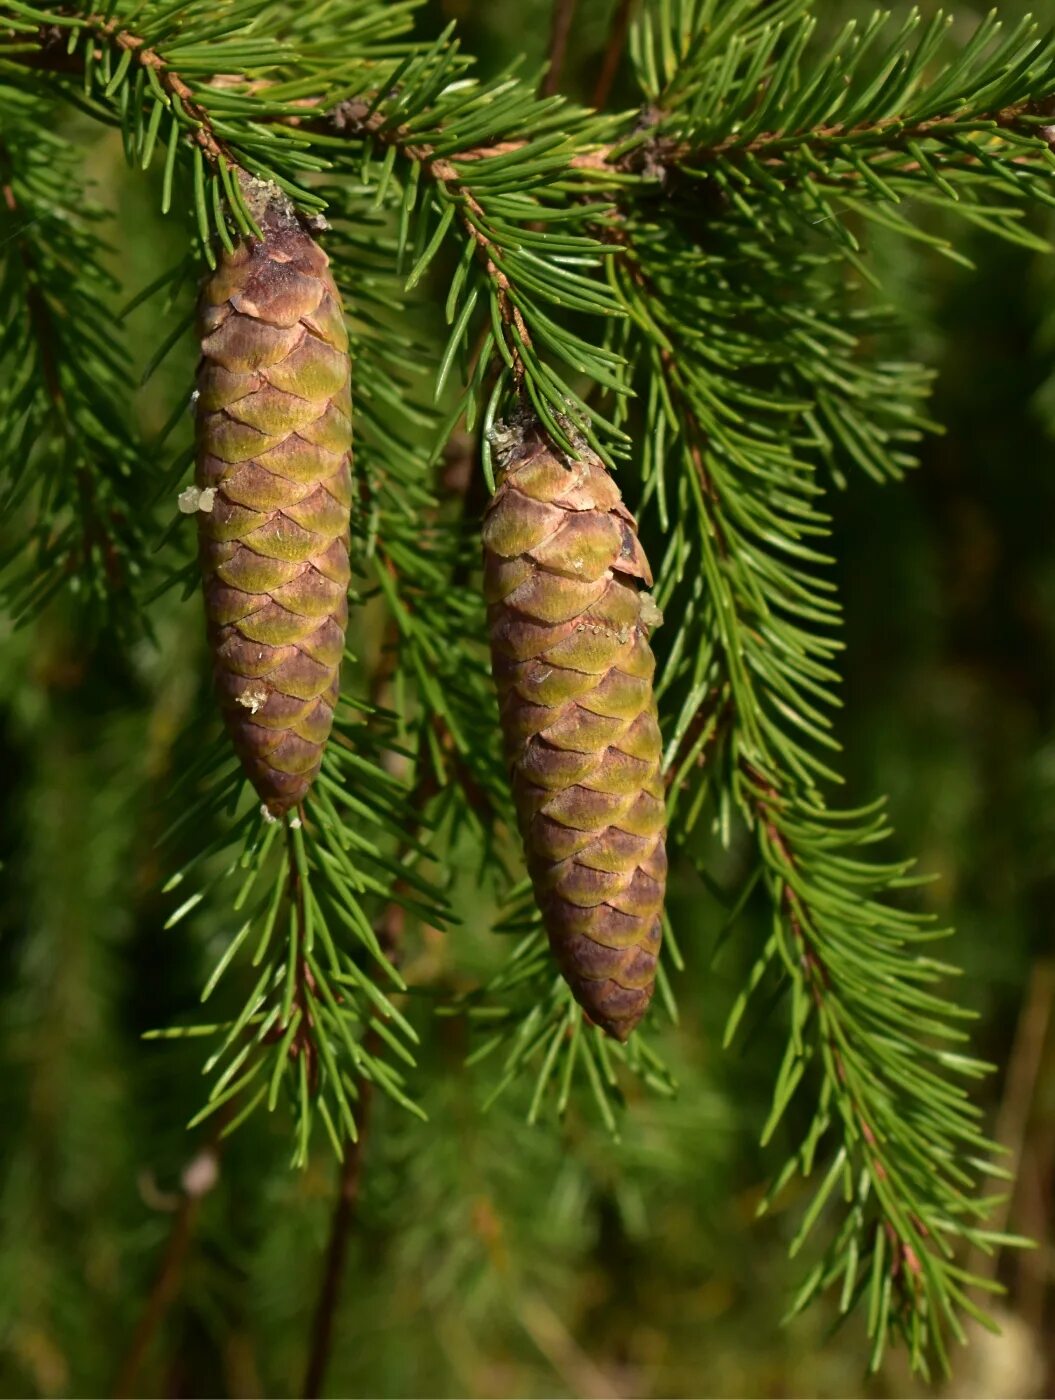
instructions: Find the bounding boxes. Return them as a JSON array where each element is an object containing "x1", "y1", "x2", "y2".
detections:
[
  {"x1": 8, "y1": 3, "x2": 1055, "y2": 215},
  {"x1": 27, "y1": 6, "x2": 236, "y2": 160},
  {"x1": 0, "y1": 0, "x2": 427, "y2": 257},
  {"x1": 325, "y1": 88, "x2": 628, "y2": 461},
  {"x1": 610, "y1": 203, "x2": 1010, "y2": 1371},
  {"x1": 633, "y1": 6, "x2": 1055, "y2": 256},
  {"x1": 150, "y1": 708, "x2": 444, "y2": 1162},
  {"x1": 332, "y1": 98, "x2": 534, "y2": 383},
  {"x1": 0, "y1": 89, "x2": 149, "y2": 627}
]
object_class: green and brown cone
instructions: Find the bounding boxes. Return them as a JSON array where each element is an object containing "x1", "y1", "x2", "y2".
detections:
[
  {"x1": 195, "y1": 195, "x2": 352, "y2": 816},
  {"x1": 483, "y1": 420, "x2": 667, "y2": 1040}
]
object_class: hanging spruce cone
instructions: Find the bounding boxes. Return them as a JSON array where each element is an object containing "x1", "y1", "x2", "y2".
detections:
[
  {"x1": 195, "y1": 193, "x2": 351, "y2": 816},
  {"x1": 483, "y1": 419, "x2": 667, "y2": 1040}
]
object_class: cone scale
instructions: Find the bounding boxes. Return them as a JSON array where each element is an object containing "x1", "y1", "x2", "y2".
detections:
[
  {"x1": 483, "y1": 420, "x2": 667, "y2": 1040},
  {"x1": 195, "y1": 196, "x2": 352, "y2": 816}
]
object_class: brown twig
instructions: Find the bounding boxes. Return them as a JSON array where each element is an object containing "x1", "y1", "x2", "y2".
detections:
[
  {"x1": 112, "y1": 1129, "x2": 225, "y2": 1398},
  {"x1": 540, "y1": 0, "x2": 579, "y2": 98},
  {"x1": 302, "y1": 1077, "x2": 375, "y2": 1399},
  {"x1": 113, "y1": 1199, "x2": 199, "y2": 1398},
  {"x1": 592, "y1": 0, "x2": 636, "y2": 110},
  {"x1": 965, "y1": 958, "x2": 1055, "y2": 1285}
]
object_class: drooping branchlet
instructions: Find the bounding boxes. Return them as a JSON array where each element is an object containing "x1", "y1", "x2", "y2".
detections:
[
  {"x1": 483, "y1": 418, "x2": 667, "y2": 1040},
  {"x1": 195, "y1": 190, "x2": 352, "y2": 815}
]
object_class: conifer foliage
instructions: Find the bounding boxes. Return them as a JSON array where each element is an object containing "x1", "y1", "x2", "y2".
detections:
[{"x1": 2, "y1": 0, "x2": 1054, "y2": 1377}]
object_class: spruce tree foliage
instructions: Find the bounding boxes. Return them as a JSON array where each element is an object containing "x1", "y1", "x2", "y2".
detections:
[{"x1": 1, "y1": 0, "x2": 1053, "y2": 1381}]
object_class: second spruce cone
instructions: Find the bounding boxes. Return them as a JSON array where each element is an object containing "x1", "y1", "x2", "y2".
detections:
[
  {"x1": 483, "y1": 420, "x2": 667, "y2": 1040},
  {"x1": 195, "y1": 194, "x2": 352, "y2": 816}
]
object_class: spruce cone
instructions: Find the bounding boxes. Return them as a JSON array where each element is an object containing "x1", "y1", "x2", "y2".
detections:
[
  {"x1": 195, "y1": 199, "x2": 352, "y2": 816},
  {"x1": 483, "y1": 421, "x2": 667, "y2": 1040}
]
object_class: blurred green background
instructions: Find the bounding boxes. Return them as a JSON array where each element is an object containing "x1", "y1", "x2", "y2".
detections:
[{"x1": 0, "y1": 1, "x2": 1053, "y2": 1396}]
